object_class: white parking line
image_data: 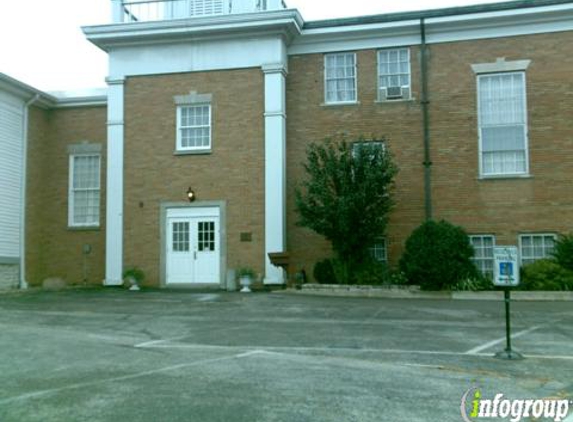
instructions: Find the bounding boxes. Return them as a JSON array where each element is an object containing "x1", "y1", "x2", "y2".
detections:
[
  {"x1": 465, "y1": 326, "x2": 541, "y2": 355},
  {"x1": 133, "y1": 335, "x2": 189, "y2": 348},
  {"x1": 0, "y1": 352, "x2": 255, "y2": 405},
  {"x1": 137, "y1": 342, "x2": 573, "y2": 361}
]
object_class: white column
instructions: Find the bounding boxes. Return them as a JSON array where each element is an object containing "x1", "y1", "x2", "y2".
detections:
[
  {"x1": 111, "y1": 0, "x2": 124, "y2": 23},
  {"x1": 263, "y1": 63, "x2": 287, "y2": 285},
  {"x1": 104, "y1": 77, "x2": 125, "y2": 286}
]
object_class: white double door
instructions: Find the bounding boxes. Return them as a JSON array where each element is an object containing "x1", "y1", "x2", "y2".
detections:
[{"x1": 166, "y1": 207, "x2": 220, "y2": 285}]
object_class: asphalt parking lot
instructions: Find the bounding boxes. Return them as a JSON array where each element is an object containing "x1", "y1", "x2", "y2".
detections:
[{"x1": 0, "y1": 289, "x2": 571, "y2": 422}]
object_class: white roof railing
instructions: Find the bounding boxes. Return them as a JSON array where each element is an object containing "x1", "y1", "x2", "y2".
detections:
[{"x1": 112, "y1": 0, "x2": 286, "y2": 23}]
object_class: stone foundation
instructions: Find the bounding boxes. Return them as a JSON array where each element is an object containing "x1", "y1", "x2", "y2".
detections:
[{"x1": 0, "y1": 264, "x2": 19, "y2": 290}]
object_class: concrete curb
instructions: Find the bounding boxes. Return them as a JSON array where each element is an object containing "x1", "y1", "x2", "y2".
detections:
[{"x1": 284, "y1": 284, "x2": 573, "y2": 301}]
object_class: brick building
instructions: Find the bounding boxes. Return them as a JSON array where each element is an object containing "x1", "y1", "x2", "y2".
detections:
[{"x1": 1, "y1": 0, "x2": 572, "y2": 289}]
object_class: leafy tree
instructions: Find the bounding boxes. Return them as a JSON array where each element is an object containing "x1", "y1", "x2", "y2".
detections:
[{"x1": 295, "y1": 138, "x2": 398, "y2": 283}]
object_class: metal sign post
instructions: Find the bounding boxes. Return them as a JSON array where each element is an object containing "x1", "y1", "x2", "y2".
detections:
[{"x1": 492, "y1": 246, "x2": 524, "y2": 360}]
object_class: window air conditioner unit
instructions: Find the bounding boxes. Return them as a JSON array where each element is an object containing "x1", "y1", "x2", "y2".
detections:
[{"x1": 386, "y1": 86, "x2": 403, "y2": 99}]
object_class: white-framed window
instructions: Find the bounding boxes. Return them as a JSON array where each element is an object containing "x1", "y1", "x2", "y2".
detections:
[
  {"x1": 370, "y1": 238, "x2": 388, "y2": 264},
  {"x1": 324, "y1": 52, "x2": 357, "y2": 104},
  {"x1": 378, "y1": 48, "x2": 411, "y2": 101},
  {"x1": 69, "y1": 154, "x2": 101, "y2": 228},
  {"x1": 519, "y1": 234, "x2": 556, "y2": 266},
  {"x1": 176, "y1": 104, "x2": 212, "y2": 152},
  {"x1": 470, "y1": 235, "x2": 496, "y2": 277},
  {"x1": 351, "y1": 141, "x2": 386, "y2": 159},
  {"x1": 477, "y1": 72, "x2": 529, "y2": 177}
]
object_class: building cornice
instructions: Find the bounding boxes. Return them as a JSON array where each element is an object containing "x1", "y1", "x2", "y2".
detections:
[
  {"x1": 52, "y1": 96, "x2": 108, "y2": 108},
  {"x1": 289, "y1": 2, "x2": 573, "y2": 55},
  {"x1": 83, "y1": 9, "x2": 304, "y2": 51},
  {"x1": 0, "y1": 73, "x2": 108, "y2": 109},
  {"x1": 302, "y1": 0, "x2": 573, "y2": 30},
  {"x1": 48, "y1": 88, "x2": 108, "y2": 108},
  {"x1": 0, "y1": 73, "x2": 56, "y2": 109}
]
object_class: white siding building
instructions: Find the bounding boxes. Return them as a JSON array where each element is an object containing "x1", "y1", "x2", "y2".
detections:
[
  {"x1": 0, "y1": 89, "x2": 25, "y2": 288},
  {"x1": 0, "y1": 75, "x2": 49, "y2": 289}
]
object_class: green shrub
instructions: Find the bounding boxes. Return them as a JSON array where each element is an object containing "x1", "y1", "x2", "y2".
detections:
[
  {"x1": 313, "y1": 259, "x2": 336, "y2": 284},
  {"x1": 123, "y1": 267, "x2": 145, "y2": 284},
  {"x1": 388, "y1": 270, "x2": 409, "y2": 286},
  {"x1": 551, "y1": 234, "x2": 573, "y2": 272},
  {"x1": 520, "y1": 259, "x2": 573, "y2": 291},
  {"x1": 452, "y1": 274, "x2": 493, "y2": 292},
  {"x1": 236, "y1": 267, "x2": 256, "y2": 279},
  {"x1": 399, "y1": 220, "x2": 478, "y2": 291},
  {"x1": 354, "y1": 260, "x2": 392, "y2": 285},
  {"x1": 354, "y1": 261, "x2": 410, "y2": 286}
]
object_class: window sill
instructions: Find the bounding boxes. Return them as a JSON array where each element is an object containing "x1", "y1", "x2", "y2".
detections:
[
  {"x1": 374, "y1": 98, "x2": 416, "y2": 104},
  {"x1": 478, "y1": 174, "x2": 532, "y2": 181},
  {"x1": 68, "y1": 226, "x2": 100, "y2": 232},
  {"x1": 174, "y1": 149, "x2": 212, "y2": 156},
  {"x1": 321, "y1": 101, "x2": 360, "y2": 108}
]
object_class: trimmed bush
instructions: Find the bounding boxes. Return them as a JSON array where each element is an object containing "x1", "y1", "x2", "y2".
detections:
[
  {"x1": 354, "y1": 260, "x2": 392, "y2": 285},
  {"x1": 313, "y1": 258, "x2": 406, "y2": 286},
  {"x1": 399, "y1": 220, "x2": 478, "y2": 290},
  {"x1": 551, "y1": 234, "x2": 573, "y2": 272},
  {"x1": 520, "y1": 259, "x2": 573, "y2": 291},
  {"x1": 313, "y1": 259, "x2": 336, "y2": 284}
]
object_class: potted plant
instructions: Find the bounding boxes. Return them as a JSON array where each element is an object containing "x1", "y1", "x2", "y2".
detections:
[
  {"x1": 236, "y1": 267, "x2": 256, "y2": 293},
  {"x1": 123, "y1": 267, "x2": 145, "y2": 291}
]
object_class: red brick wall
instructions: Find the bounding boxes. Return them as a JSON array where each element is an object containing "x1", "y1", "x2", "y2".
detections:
[
  {"x1": 286, "y1": 48, "x2": 426, "y2": 276},
  {"x1": 286, "y1": 31, "x2": 573, "y2": 278},
  {"x1": 26, "y1": 105, "x2": 107, "y2": 286},
  {"x1": 123, "y1": 69, "x2": 265, "y2": 285},
  {"x1": 429, "y1": 32, "x2": 573, "y2": 245}
]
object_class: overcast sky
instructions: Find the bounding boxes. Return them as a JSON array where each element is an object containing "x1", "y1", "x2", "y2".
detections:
[{"x1": 0, "y1": 0, "x2": 514, "y2": 92}]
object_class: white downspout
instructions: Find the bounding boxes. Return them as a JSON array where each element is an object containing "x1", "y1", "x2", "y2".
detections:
[{"x1": 19, "y1": 94, "x2": 40, "y2": 290}]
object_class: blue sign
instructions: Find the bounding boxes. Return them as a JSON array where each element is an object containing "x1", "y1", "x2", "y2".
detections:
[
  {"x1": 499, "y1": 262, "x2": 513, "y2": 277},
  {"x1": 493, "y1": 246, "x2": 520, "y2": 287}
]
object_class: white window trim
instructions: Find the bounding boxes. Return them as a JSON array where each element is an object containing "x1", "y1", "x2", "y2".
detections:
[
  {"x1": 174, "y1": 91, "x2": 213, "y2": 106},
  {"x1": 324, "y1": 52, "x2": 358, "y2": 105},
  {"x1": 471, "y1": 57, "x2": 531, "y2": 74},
  {"x1": 176, "y1": 104, "x2": 212, "y2": 153},
  {"x1": 352, "y1": 140, "x2": 386, "y2": 159},
  {"x1": 470, "y1": 234, "x2": 496, "y2": 276},
  {"x1": 68, "y1": 154, "x2": 101, "y2": 228},
  {"x1": 518, "y1": 233, "x2": 557, "y2": 266},
  {"x1": 369, "y1": 237, "x2": 388, "y2": 264},
  {"x1": 476, "y1": 71, "x2": 530, "y2": 178},
  {"x1": 377, "y1": 48, "x2": 412, "y2": 101}
]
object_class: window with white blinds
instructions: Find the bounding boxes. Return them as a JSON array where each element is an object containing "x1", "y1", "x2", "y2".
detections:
[
  {"x1": 324, "y1": 53, "x2": 357, "y2": 104},
  {"x1": 478, "y1": 72, "x2": 528, "y2": 177},
  {"x1": 470, "y1": 235, "x2": 496, "y2": 277},
  {"x1": 519, "y1": 234, "x2": 556, "y2": 266},
  {"x1": 69, "y1": 155, "x2": 101, "y2": 227},
  {"x1": 177, "y1": 104, "x2": 212, "y2": 151},
  {"x1": 378, "y1": 48, "x2": 411, "y2": 100}
]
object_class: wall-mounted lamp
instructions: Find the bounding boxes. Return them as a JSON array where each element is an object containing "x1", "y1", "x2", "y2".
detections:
[{"x1": 187, "y1": 187, "x2": 196, "y2": 203}]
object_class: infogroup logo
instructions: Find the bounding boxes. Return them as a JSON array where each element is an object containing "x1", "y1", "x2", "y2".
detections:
[{"x1": 461, "y1": 387, "x2": 571, "y2": 422}]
